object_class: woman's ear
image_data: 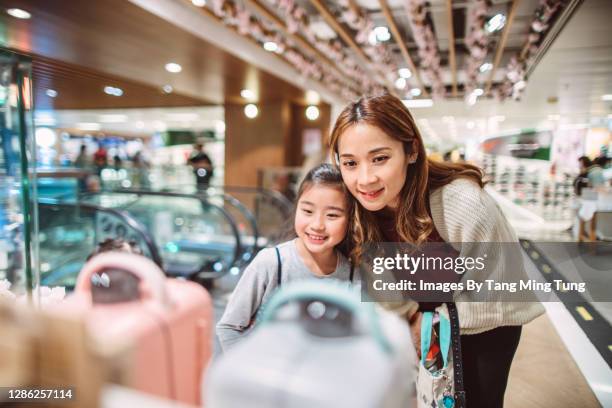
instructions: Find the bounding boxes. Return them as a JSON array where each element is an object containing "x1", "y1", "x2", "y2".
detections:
[{"x1": 407, "y1": 139, "x2": 418, "y2": 164}]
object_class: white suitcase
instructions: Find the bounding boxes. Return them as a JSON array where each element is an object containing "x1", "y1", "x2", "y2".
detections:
[{"x1": 206, "y1": 281, "x2": 416, "y2": 408}]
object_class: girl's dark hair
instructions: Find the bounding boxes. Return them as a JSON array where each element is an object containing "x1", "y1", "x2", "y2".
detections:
[
  {"x1": 278, "y1": 164, "x2": 353, "y2": 256},
  {"x1": 295, "y1": 163, "x2": 348, "y2": 202},
  {"x1": 87, "y1": 238, "x2": 142, "y2": 261}
]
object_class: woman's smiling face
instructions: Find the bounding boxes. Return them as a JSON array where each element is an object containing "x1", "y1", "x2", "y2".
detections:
[{"x1": 337, "y1": 123, "x2": 413, "y2": 211}]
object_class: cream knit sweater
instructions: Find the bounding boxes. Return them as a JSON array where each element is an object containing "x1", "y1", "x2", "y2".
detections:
[{"x1": 427, "y1": 178, "x2": 544, "y2": 335}]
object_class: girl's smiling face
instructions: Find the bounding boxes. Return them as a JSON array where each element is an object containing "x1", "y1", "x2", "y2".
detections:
[
  {"x1": 294, "y1": 185, "x2": 348, "y2": 255},
  {"x1": 337, "y1": 123, "x2": 414, "y2": 211}
]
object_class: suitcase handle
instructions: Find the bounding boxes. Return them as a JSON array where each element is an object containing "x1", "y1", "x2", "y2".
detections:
[
  {"x1": 259, "y1": 281, "x2": 392, "y2": 354},
  {"x1": 76, "y1": 252, "x2": 169, "y2": 307}
]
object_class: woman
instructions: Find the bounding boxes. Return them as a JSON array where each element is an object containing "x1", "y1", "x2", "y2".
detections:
[{"x1": 329, "y1": 93, "x2": 543, "y2": 408}]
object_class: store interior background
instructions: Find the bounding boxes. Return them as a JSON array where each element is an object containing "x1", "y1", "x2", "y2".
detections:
[{"x1": 0, "y1": 0, "x2": 611, "y2": 407}]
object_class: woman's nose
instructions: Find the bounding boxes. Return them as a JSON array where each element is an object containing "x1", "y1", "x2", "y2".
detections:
[{"x1": 357, "y1": 164, "x2": 377, "y2": 186}]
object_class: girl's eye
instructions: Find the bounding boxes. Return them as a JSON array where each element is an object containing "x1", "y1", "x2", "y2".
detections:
[
  {"x1": 327, "y1": 213, "x2": 340, "y2": 219},
  {"x1": 373, "y1": 155, "x2": 389, "y2": 163},
  {"x1": 301, "y1": 208, "x2": 313, "y2": 215},
  {"x1": 342, "y1": 160, "x2": 356, "y2": 168}
]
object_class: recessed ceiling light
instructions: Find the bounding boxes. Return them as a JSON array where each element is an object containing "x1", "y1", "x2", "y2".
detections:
[
  {"x1": 548, "y1": 114, "x2": 561, "y2": 121},
  {"x1": 402, "y1": 99, "x2": 433, "y2": 108},
  {"x1": 76, "y1": 122, "x2": 101, "y2": 131},
  {"x1": 305, "y1": 105, "x2": 320, "y2": 121},
  {"x1": 244, "y1": 103, "x2": 258, "y2": 119},
  {"x1": 479, "y1": 63, "x2": 493, "y2": 73},
  {"x1": 45, "y1": 89, "x2": 58, "y2": 98},
  {"x1": 410, "y1": 88, "x2": 422, "y2": 97},
  {"x1": 103, "y1": 86, "x2": 123, "y2": 96},
  {"x1": 7, "y1": 8, "x2": 31, "y2": 19},
  {"x1": 305, "y1": 90, "x2": 320, "y2": 105},
  {"x1": 395, "y1": 77, "x2": 407, "y2": 90},
  {"x1": 240, "y1": 89, "x2": 255, "y2": 99},
  {"x1": 99, "y1": 114, "x2": 128, "y2": 123},
  {"x1": 263, "y1": 41, "x2": 278, "y2": 52},
  {"x1": 374, "y1": 26, "x2": 391, "y2": 42},
  {"x1": 162, "y1": 85, "x2": 173, "y2": 94},
  {"x1": 602, "y1": 94, "x2": 612, "y2": 101},
  {"x1": 398, "y1": 68, "x2": 412, "y2": 79},
  {"x1": 165, "y1": 62, "x2": 182, "y2": 73},
  {"x1": 485, "y1": 14, "x2": 506, "y2": 33},
  {"x1": 191, "y1": 0, "x2": 206, "y2": 6}
]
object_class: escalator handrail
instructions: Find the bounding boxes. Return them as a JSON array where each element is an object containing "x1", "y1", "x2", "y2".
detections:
[
  {"x1": 101, "y1": 188, "x2": 260, "y2": 260},
  {"x1": 38, "y1": 200, "x2": 164, "y2": 268},
  {"x1": 78, "y1": 190, "x2": 242, "y2": 272},
  {"x1": 208, "y1": 185, "x2": 293, "y2": 218},
  {"x1": 159, "y1": 184, "x2": 293, "y2": 218},
  {"x1": 196, "y1": 191, "x2": 260, "y2": 253}
]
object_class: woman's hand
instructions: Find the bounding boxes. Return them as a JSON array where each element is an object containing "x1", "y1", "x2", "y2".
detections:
[{"x1": 409, "y1": 311, "x2": 423, "y2": 358}]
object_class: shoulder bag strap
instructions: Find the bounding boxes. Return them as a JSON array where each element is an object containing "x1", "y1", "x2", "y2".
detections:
[
  {"x1": 349, "y1": 263, "x2": 354, "y2": 283},
  {"x1": 447, "y1": 302, "x2": 466, "y2": 408},
  {"x1": 275, "y1": 246, "x2": 282, "y2": 286}
]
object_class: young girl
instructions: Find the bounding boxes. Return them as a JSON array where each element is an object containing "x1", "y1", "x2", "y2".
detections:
[{"x1": 216, "y1": 164, "x2": 355, "y2": 351}]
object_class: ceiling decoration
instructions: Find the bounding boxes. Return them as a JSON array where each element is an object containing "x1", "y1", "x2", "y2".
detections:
[
  {"x1": 404, "y1": 0, "x2": 445, "y2": 97},
  {"x1": 189, "y1": 0, "x2": 582, "y2": 104},
  {"x1": 497, "y1": 0, "x2": 572, "y2": 101}
]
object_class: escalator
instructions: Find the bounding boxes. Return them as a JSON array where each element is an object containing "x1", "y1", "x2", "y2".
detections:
[
  {"x1": 76, "y1": 191, "x2": 241, "y2": 280},
  {"x1": 160, "y1": 184, "x2": 294, "y2": 245},
  {"x1": 83, "y1": 189, "x2": 258, "y2": 269},
  {"x1": 38, "y1": 201, "x2": 162, "y2": 288}
]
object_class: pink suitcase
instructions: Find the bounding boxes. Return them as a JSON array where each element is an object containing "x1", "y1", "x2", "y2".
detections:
[{"x1": 48, "y1": 252, "x2": 213, "y2": 405}]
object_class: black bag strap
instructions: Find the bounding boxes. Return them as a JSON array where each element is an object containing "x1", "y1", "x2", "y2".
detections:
[
  {"x1": 275, "y1": 247, "x2": 354, "y2": 286},
  {"x1": 275, "y1": 246, "x2": 282, "y2": 286},
  {"x1": 446, "y1": 302, "x2": 466, "y2": 408}
]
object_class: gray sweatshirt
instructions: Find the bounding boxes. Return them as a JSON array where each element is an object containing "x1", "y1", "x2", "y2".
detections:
[{"x1": 216, "y1": 239, "x2": 354, "y2": 351}]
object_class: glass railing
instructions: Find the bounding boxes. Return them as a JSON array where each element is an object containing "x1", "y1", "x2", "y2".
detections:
[
  {"x1": 107, "y1": 188, "x2": 259, "y2": 267},
  {"x1": 38, "y1": 201, "x2": 161, "y2": 288},
  {"x1": 78, "y1": 190, "x2": 241, "y2": 279},
  {"x1": 0, "y1": 49, "x2": 38, "y2": 299},
  {"x1": 160, "y1": 185, "x2": 293, "y2": 246}
]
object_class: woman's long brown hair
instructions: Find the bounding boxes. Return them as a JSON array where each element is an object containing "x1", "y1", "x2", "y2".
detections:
[{"x1": 329, "y1": 93, "x2": 485, "y2": 261}]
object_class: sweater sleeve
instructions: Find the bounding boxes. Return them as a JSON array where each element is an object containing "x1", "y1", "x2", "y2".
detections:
[
  {"x1": 216, "y1": 248, "x2": 276, "y2": 351},
  {"x1": 430, "y1": 179, "x2": 544, "y2": 334}
]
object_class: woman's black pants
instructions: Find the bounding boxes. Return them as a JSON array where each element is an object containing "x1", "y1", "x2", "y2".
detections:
[{"x1": 460, "y1": 325, "x2": 522, "y2": 408}]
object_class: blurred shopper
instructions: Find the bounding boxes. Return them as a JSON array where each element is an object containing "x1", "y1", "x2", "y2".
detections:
[
  {"x1": 74, "y1": 144, "x2": 90, "y2": 169},
  {"x1": 329, "y1": 94, "x2": 544, "y2": 408},
  {"x1": 578, "y1": 156, "x2": 605, "y2": 189},
  {"x1": 113, "y1": 154, "x2": 123, "y2": 170},
  {"x1": 188, "y1": 142, "x2": 214, "y2": 189},
  {"x1": 74, "y1": 144, "x2": 92, "y2": 192},
  {"x1": 217, "y1": 164, "x2": 355, "y2": 351},
  {"x1": 93, "y1": 144, "x2": 108, "y2": 176},
  {"x1": 131, "y1": 151, "x2": 150, "y2": 189}
]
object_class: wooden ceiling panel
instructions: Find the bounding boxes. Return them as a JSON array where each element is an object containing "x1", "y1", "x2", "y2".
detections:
[{"x1": 0, "y1": 0, "x2": 306, "y2": 108}]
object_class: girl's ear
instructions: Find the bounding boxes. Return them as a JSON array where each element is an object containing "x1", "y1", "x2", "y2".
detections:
[{"x1": 407, "y1": 139, "x2": 418, "y2": 164}]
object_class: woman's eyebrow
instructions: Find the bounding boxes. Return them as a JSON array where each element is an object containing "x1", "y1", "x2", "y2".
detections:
[
  {"x1": 368, "y1": 147, "x2": 392, "y2": 154},
  {"x1": 339, "y1": 147, "x2": 391, "y2": 158}
]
